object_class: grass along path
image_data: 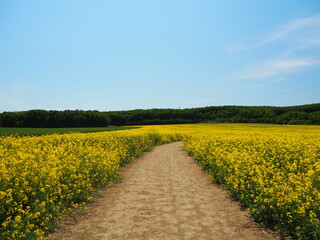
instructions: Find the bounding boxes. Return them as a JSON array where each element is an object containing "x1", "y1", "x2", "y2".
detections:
[
  {"x1": 48, "y1": 142, "x2": 279, "y2": 240},
  {"x1": 0, "y1": 126, "x2": 137, "y2": 136}
]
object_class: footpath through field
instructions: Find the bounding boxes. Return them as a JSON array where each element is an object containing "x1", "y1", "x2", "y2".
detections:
[{"x1": 48, "y1": 142, "x2": 279, "y2": 240}]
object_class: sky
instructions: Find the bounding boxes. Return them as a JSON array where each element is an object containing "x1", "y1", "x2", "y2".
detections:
[{"x1": 0, "y1": 0, "x2": 320, "y2": 112}]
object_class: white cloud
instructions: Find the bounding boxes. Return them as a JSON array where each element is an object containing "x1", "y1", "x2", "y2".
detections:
[
  {"x1": 256, "y1": 13, "x2": 320, "y2": 47},
  {"x1": 227, "y1": 13, "x2": 320, "y2": 52},
  {"x1": 225, "y1": 14, "x2": 320, "y2": 80},
  {"x1": 234, "y1": 58, "x2": 320, "y2": 80},
  {"x1": 250, "y1": 78, "x2": 286, "y2": 89},
  {"x1": 297, "y1": 34, "x2": 320, "y2": 49}
]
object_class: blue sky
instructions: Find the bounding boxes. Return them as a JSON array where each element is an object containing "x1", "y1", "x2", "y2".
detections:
[{"x1": 0, "y1": 0, "x2": 320, "y2": 112}]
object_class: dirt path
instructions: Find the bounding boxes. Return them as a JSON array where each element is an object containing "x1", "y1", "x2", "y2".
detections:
[{"x1": 48, "y1": 142, "x2": 279, "y2": 240}]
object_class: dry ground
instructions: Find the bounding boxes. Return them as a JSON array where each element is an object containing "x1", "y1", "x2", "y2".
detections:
[{"x1": 48, "y1": 142, "x2": 279, "y2": 240}]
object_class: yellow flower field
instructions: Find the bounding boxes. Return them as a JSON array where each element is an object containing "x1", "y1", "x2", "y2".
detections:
[
  {"x1": 0, "y1": 129, "x2": 181, "y2": 239},
  {"x1": 0, "y1": 124, "x2": 319, "y2": 239},
  {"x1": 181, "y1": 124, "x2": 320, "y2": 239}
]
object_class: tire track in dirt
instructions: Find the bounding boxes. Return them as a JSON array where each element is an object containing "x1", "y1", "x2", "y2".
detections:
[{"x1": 48, "y1": 142, "x2": 279, "y2": 240}]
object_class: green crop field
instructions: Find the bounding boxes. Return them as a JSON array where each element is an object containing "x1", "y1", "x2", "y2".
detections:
[{"x1": 0, "y1": 126, "x2": 137, "y2": 136}]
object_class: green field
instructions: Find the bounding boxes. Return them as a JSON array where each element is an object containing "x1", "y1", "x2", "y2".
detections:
[{"x1": 0, "y1": 126, "x2": 136, "y2": 136}]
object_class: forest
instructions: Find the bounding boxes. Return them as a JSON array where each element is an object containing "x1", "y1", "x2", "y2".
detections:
[{"x1": 0, "y1": 103, "x2": 319, "y2": 128}]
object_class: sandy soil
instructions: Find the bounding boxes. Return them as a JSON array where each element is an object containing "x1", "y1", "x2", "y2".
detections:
[{"x1": 48, "y1": 142, "x2": 279, "y2": 240}]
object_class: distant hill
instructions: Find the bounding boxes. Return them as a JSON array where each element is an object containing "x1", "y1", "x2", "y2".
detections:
[{"x1": 1, "y1": 103, "x2": 320, "y2": 127}]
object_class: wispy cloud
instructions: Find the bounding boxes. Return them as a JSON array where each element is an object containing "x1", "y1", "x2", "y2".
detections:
[
  {"x1": 250, "y1": 78, "x2": 286, "y2": 89},
  {"x1": 256, "y1": 13, "x2": 320, "y2": 47},
  {"x1": 227, "y1": 13, "x2": 320, "y2": 53},
  {"x1": 233, "y1": 58, "x2": 320, "y2": 80},
  {"x1": 226, "y1": 13, "x2": 320, "y2": 82}
]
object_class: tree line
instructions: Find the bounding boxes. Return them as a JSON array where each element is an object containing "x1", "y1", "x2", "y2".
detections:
[
  {"x1": 0, "y1": 110, "x2": 111, "y2": 128},
  {"x1": 0, "y1": 103, "x2": 319, "y2": 128}
]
